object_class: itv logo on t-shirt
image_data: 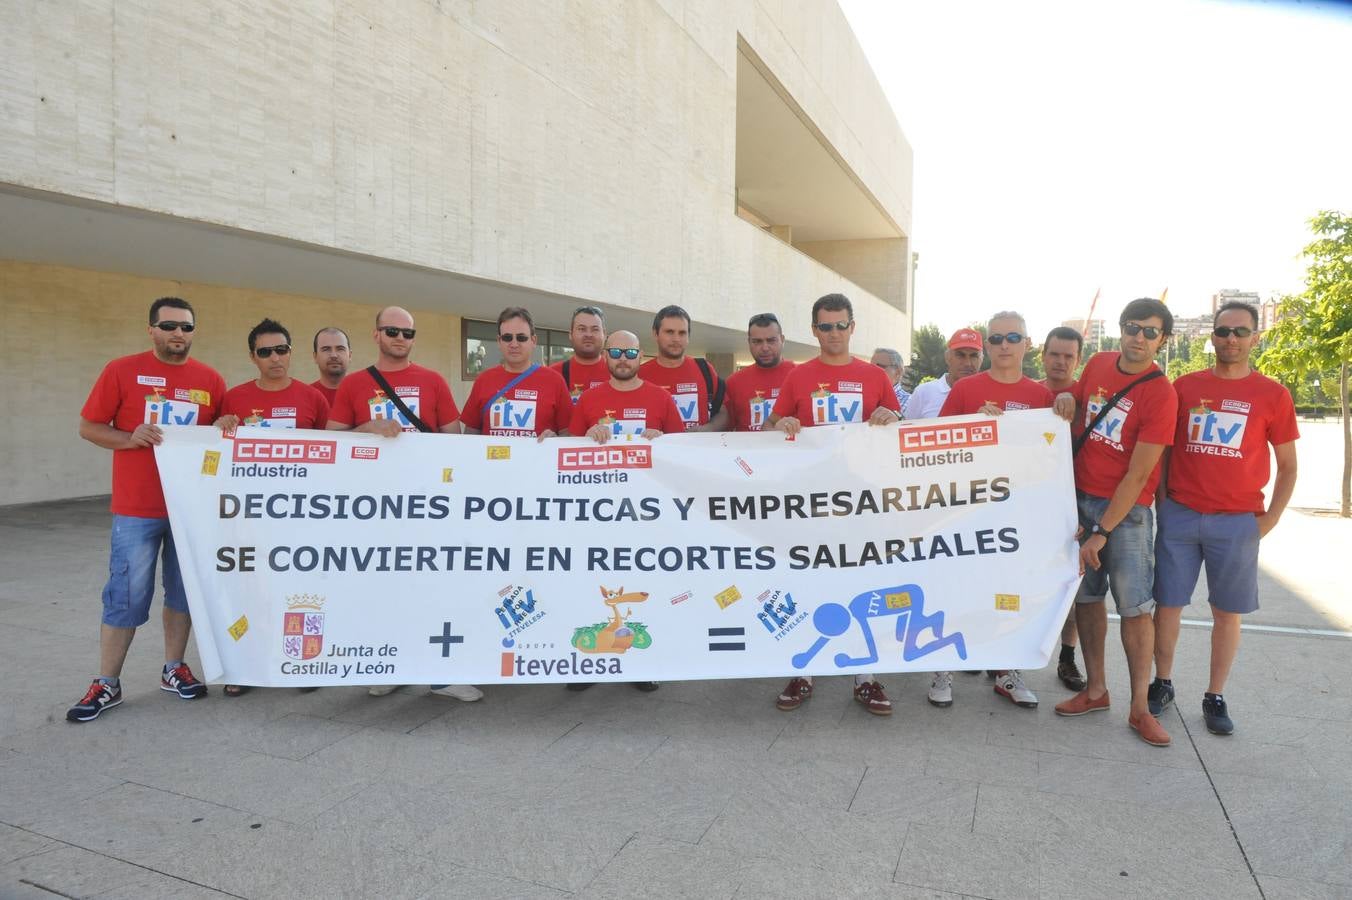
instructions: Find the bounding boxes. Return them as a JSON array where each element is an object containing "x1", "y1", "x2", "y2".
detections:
[
  {"x1": 1187, "y1": 408, "x2": 1247, "y2": 449},
  {"x1": 811, "y1": 390, "x2": 863, "y2": 425},
  {"x1": 489, "y1": 398, "x2": 537, "y2": 431}
]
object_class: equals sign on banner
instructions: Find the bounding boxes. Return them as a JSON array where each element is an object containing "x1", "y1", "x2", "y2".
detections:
[{"x1": 707, "y1": 626, "x2": 745, "y2": 651}]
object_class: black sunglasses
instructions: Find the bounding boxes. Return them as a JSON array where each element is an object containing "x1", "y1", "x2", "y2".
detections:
[
  {"x1": 498, "y1": 332, "x2": 532, "y2": 344},
  {"x1": 987, "y1": 332, "x2": 1024, "y2": 345},
  {"x1": 606, "y1": 348, "x2": 641, "y2": 360},
  {"x1": 1121, "y1": 322, "x2": 1162, "y2": 340},
  {"x1": 155, "y1": 321, "x2": 195, "y2": 333},
  {"x1": 813, "y1": 320, "x2": 853, "y2": 332},
  {"x1": 380, "y1": 327, "x2": 416, "y2": 339},
  {"x1": 255, "y1": 344, "x2": 291, "y2": 358},
  {"x1": 1213, "y1": 326, "x2": 1253, "y2": 338}
]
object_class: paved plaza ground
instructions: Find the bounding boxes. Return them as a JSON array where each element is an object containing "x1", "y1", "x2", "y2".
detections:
[{"x1": 1, "y1": 422, "x2": 1349, "y2": 899}]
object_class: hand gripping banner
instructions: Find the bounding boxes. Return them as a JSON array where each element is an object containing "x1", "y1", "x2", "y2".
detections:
[{"x1": 156, "y1": 410, "x2": 1081, "y2": 686}]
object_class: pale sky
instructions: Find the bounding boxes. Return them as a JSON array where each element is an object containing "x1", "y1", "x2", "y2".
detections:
[{"x1": 839, "y1": 0, "x2": 1352, "y2": 340}]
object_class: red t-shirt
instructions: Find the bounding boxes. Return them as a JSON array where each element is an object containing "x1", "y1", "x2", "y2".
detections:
[
  {"x1": 461, "y1": 365, "x2": 573, "y2": 436},
  {"x1": 310, "y1": 380, "x2": 339, "y2": 407},
  {"x1": 1166, "y1": 370, "x2": 1299, "y2": 514},
  {"x1": 223, "y1": 379, "x2": 330, "y2": 429},
  {"x1": 725, "y1": 361, "x2": 798, "y2": 432},
  {"x1": 1072, "y1": 352, "x2": 1177, "y2": 506},
  {"x1": 569, "y1": 381, "x2": 686, "y2": 436},
  {"x1": 771, "y1": 357, "x2": 900, "y2": 426},
  {"x1": 1041, "y1": 378, "x2": 1078, "y2": 398},
  {"x1": 940, "y1": 372, "x2": 1054, "y2": 416},
  {"x1": 638, "y1": 357, "x2": 721, "y2": 431},
  {"x1": 80, "y1": 350, "x2": 226, "y2": 518},
  {"x1": 329, "y1": 364, "x2": 459, "y2": 432},
  {"x1": 549, "y1": 356, "x2": 610, "y2": 405}
]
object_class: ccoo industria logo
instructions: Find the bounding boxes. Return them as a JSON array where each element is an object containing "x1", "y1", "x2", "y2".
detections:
[{"x1": 282, "y1": 594, "x2": 325, "y2": 660}]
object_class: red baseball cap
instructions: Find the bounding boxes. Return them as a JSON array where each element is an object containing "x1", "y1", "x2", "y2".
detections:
[{"x1": 947, "y1": 328, "x2": 983, "y2": 351}]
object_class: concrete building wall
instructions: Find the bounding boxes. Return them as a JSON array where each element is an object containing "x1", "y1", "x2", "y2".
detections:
[
  {"x1": 0, "y1": 260, "x2": 465, "y2": 506},
  {"x1": 795, "y1": 239, "x2": 910, "y2": 316}
]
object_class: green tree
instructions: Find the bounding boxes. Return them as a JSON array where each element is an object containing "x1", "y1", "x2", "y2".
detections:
[
  {"x1": 1166, "y1": 336, "x2": 1212, "y2": 380},
  {"x1": 903, "y1": 324, "x2": 948, "y2": 390},
  {"x1": 1259, "y1": 210, "x2": 1352, "y2": 517}
]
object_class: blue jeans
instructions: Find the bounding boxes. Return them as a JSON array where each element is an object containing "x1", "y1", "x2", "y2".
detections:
[
  {"x1": 1073, "y1": 491, "x2": 1156, "y2": 618},
  {"x1": 101, "y1": 515, "x2": 188, "y2": 628}
]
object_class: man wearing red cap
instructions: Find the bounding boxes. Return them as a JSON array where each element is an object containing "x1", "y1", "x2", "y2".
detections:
[{"x1": 902, "y1": 328, "x2": 984, "y2": 420}]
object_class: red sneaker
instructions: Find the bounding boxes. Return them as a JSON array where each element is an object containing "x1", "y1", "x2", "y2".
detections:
[
  {"x1": 853, "y1": 680, "x2": 893, "y2": 716},
  {"x1": 1054, "y1": 689, "x2": 1110, "y2": 716},
  {"x1": 1128, "y1": 711, "x2": 1171, "y2": 747},
  {"x1": 776, "y1": 677, "x2": 812, "y2": 711}
]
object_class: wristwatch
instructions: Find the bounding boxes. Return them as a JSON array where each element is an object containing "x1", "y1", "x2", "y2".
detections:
[{"x1": 1090, "y1": 522, "x2": 1112, "y2": 538}]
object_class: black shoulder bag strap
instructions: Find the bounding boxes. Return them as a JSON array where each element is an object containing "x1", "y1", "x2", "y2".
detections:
[
  {"x1": 1072, "y1": 369, "x2": 1165, "y2": 456},
  {"x1": 695, "y1": 357, "x2": 725, "y2": 417},
  {"x1": 561, "y1": 359, "x2": 571, "y2": 386},
  {"x1": 365, "y1": 366, "x2": 433, "y2": 433}
]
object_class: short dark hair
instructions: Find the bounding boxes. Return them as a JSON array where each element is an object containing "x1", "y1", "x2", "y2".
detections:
[
  {"x1": 1043, "y1": 326, "x2": 1084, "y2": 354},
  {"x1": 1214, "y1": 300, "x2": 1259, "y2": 329},
  {"x1": 812, "y1": 293, "x2": 853, "y2": 324},
  {"x1": 149, "y1": 297, "x2": 194, "y2": 325},
  {"x1": 571, "y1": 305, "x2": 605, "y2": 327},
  {"x1": 652, "y1": 305, "x2": 691, "y2": 333},
  {"x1": 497, "y1": 306, "x2": 535, "y2": 335},
  {"x1": 313, "y1": 326, "x2": 350, "y2": 353},
  {"x1": 1119, "y1": 297, "x2": 1173, "y2": 337},
  {"x1": 747, "y1": 313, "x2": 781, "y2": 332},
  {"x1": 248, "y1": 318, "x2": 291, "y2": 353}
]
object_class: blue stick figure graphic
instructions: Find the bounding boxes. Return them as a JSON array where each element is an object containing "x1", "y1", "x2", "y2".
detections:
[{"x1": 790, "y1": 583, "x2": 967, "y2": 670}]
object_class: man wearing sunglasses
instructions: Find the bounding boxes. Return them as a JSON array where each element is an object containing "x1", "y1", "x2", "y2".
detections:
[
  {"x1": 769, "y1": 293, "x2": 901, "y2": 716},
  {"x1": 570, "y1": 331, "x2": 685, "y2": 442},
  {"x1": 927, "y1": 312, "x2": 1070, "y2": 711},
  {"x1": 902, "y1": 329, "x2": 985, "y2": 420},
  {"x1": 68, "y1": 297, "x2": 227, "y2": 722},
  {"x1": 327, "y1": 306, "x2": 460, "y2": 437},
  {"x1": 704, "y1": 313, "x2": 797, "y2": 432},
  {"x1": 461, "y1": 307, "x2": 573, "y2": 440},
  {"x1": 1054, "y1": 298, "x2": 1178, "y2": 748},
  {"x1": 639, "y1": 305, "x2": 723, "y2": 431},
  {"x1": 551, "y1": 306, "x2": 610, "y2": 404},
  {"x1": 1149, "y1": 301, "x2": 1298, "y2": 736},
  {"x1": 310, "y1": 326, "x2": 351, "y2": 407},
  {"x1": 218, "y1": 319, "x2": 330, "y2": 433}
]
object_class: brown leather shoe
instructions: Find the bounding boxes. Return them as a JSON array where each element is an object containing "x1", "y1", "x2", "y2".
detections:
[
  {"x1": 776, "y1": 677, "x2": 812, "y2": 711},
  {"x1": 1128, "y1": 711, "x2": 1171, "y2": 746},
  {"x1": 1054, "y1": 689, "x2": 1110, "y2": 716}
]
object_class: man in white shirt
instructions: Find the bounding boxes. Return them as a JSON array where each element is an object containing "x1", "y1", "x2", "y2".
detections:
[{"x1": 902, "y1": 328, "x2": 983, "y2": 420}]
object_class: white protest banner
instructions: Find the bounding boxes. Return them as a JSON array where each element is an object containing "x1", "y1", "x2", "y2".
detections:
[{"x1": 156, "y1": 410, "x2": 1080, "y2": 686}]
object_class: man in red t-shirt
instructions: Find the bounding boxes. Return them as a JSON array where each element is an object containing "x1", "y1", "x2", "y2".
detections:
[
  {"x1": 327, "y1": 306, "x2": 460, "y2": 436},
  {"x1": 550, "y1": 306, "x2": 610, "y2": 405},
  {"x1": 638, "y1": 305, "x2": 723, "y2": 431},
  {"x1": 1039, "y1": 325, "x2": 1087, "y2": 691},
  {"x1": 462, "y1": 307, "x2": 573, "y2": 439},
  {"x1": 1150, "y1": 301, "x2": 1299, "y2": 736},
  {"x1": 929, "y1": 311, "x2": 1069, "y2": 712},
  {"x1": 769, "y1": 293, "x2": 901, "y2": 718},
  {"x1": 221, "y1": 318, "x2": 330, "y2": 432},
  {"x1": 310, "y1": 326, "x2": 351, "y2": 407},
  {"x1": 67, "y1": 297, "x2": 227, "y2": 723},
  {"x1": 570, "y1": 330, "x2": 685, "y2": 441},
  {"x1": 1053, "y1": 298, "x2": 1178, "y2": 748},
  {"x1": 704, "y1": 313, "x2": 797, "y2": 432}
]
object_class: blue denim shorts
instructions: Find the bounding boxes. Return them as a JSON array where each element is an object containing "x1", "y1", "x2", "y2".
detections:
[
  {"x1": 1154, "y1": 496, "x2": 1260, "y2": 614},
  {"x1": 1074, "y1": 491, "x2": 1156, "y2": 618},
  {"x1": 101, "y1": 515, "x2": 188, "y2": 628}
]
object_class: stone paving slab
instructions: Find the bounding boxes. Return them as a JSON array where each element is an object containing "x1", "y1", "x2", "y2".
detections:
[{"x1": 2, "y1": 498, "x2": 1350, "y2": 898}]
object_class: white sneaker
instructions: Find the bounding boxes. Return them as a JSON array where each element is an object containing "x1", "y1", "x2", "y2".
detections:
[
  {"x1": 928, "y1": 671, "x2": 954, "y2": 707},
  {"x1": 430, "y1": 684, "x2": 483, "y2": 702},
  {"x1": 994, "y1": 670, "x2": 1038, "y2": 708},
  {"x1": 367, "y1": 685, "x2": 398, "y2": 697}
]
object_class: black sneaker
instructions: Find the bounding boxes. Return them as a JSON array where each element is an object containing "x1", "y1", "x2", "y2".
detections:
[
  {"x1": 1203, "y1": 694, "x2": 1234, "y2": 735},
  {"x1": 67, "y1": 680, "x2": 123, "y2": 722},
  {"x1": 631, "y1": 681, "x2": 660, "y2": 692},
  {"x1": 1147, "y1": 678, "x2": 1175, "y2": 716},
  {"x1": 1057, "y1": 658, "x2": 1087, "y2": 692},
  {"x1": 160, "y1": 663, "x2": 208, "y2": 699}
]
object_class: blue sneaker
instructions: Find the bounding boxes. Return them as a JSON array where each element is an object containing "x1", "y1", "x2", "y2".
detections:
[
  {"x1": 67, "y1": 680, "x2": 123, "y2": 722},
  {"x1": 1147, "y1": 678, "x2": 1175, "y2": 716},
  {"x1": 1203, "y1": 694, "x2": 1234, "y2": 735},
  {"x1": 160, "y1": 663, "x2": 208, "y2": 699}
]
